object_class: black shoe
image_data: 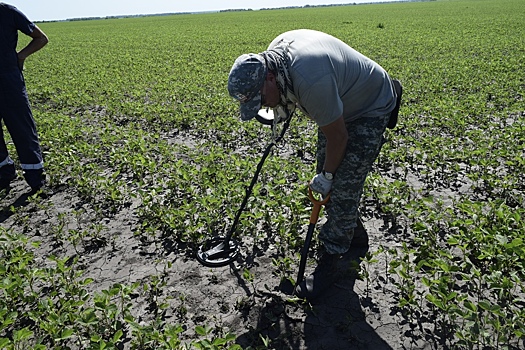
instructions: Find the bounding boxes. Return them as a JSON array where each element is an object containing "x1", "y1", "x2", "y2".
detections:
[
  {"x1": 294, "y1": 253, "x2": 342, "y2": 300},
  {"x1": 0, "y1": 164, "x2": 16, "y2": 190},
  {"x1": 24, "y1": 169, "x2": 46, "y2": 190},
  {"x1": 0, "y1": 173, "x2": 16, "y2": 191}
]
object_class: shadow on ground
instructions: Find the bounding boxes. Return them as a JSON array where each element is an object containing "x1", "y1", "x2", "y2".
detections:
[
  {"x1": 0, "y1": 189, "x2": 37, "y2": 223},
  {"x1": 237, "y1": 245, "x2": 393, "y2": 349}
]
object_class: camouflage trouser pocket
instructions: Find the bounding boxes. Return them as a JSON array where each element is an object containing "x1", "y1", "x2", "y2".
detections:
[{"x1": 317, "y1": 113, "x2": 389, "y2": 254}]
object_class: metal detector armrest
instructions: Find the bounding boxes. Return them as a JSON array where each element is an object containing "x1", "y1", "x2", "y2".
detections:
[{"x1": 255, "y1": 109, "x2": 275, "y2": 126}]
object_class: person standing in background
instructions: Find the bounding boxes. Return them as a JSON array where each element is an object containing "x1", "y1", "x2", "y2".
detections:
[{"x1": 0, "y1": 2, "x2": 48, "y2": 194}]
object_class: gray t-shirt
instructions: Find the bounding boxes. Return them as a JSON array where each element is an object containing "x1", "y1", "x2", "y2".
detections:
[{"x1": 268, "y1": 29, "x2": 396, "y2": 126}]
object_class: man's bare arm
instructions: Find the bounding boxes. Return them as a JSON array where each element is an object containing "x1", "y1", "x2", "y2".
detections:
[
  {"x1": 17, "y1": 25, "x2": 48, "y2": 69},
  {"x1": 319, "y1": 115, "x2": 348, "y2": 174}
]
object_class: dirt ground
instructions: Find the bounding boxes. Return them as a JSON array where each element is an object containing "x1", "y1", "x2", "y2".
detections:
[{"x1": 1, "y1": 169, "x2": 430, "y2": 350}]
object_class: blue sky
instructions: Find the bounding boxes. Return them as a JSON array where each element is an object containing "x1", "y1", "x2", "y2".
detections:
[{"x1": 7, "y1": 0, "x2": 398, "y2": 21}]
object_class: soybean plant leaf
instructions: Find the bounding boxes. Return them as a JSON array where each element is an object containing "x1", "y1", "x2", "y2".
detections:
[
  {"x1": 13, "y1": 327, "x2": 33, "y2": 342},
  {"x1": 195, "y1": 326, "x2": 206, "y2": 336},
  {"x1": 224, "y1": 333, "x2": 236, "y2": 342},
  {"x1": 0, "y1": 339, "x2": 10, "y2": 348},
  {"x1": 212, "y1": 337, "x2": 227, "y2": 346},
  {"x1": 463, "y1": 300, "x2": 477, "y2": 312},
  {"x1": 113, "y1": 329, "x2": 124, "y2": 343},
  {"x1": 200, "y1": 339, "x2": 211, "y2": 347},
  {"x1": 56, "y1": 328, "x2": 74, "y2": 341}
]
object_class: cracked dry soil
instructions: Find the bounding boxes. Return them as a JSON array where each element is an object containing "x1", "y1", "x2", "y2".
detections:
[{"x1": 1, "y1": 167, "x2": 425, "y2": 350}]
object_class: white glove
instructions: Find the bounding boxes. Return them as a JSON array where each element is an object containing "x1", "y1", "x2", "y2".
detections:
[{"x1": 309, "y1": 172, "x2": 333, "y2": 196}]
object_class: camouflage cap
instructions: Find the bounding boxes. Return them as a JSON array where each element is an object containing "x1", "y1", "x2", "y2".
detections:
[{"x1": 228, "y1": 53, "x2": 267, "y2": 121}]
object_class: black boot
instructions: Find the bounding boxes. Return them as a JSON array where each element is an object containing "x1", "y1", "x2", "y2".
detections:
[
  {"x1": 24, "y1": 169, "x2": 52, "y2": 197},
  {"x1": 0, "y1": 163, "x2": 16, "y2": 190},
  {"x1": 294, "y1": 252, "x2": 342, "y2": 300},
  {"x1": 23, "y1": 169, "x2": 46, "y2": 191}
]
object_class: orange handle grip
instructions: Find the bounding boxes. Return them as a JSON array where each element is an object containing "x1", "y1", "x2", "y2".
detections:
[{"x1": 308, "y1": 187, "x2": 330, "y2": 224}]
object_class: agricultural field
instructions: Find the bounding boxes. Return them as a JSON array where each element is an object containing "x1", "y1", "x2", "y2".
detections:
[{"x1": 1, "y1": 0, "x2": 524, "y2": 348}]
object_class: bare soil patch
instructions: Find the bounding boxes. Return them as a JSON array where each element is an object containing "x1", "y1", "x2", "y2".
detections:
[{"x1": 1, "y1": 168, "x2": 432, "y2": 349}]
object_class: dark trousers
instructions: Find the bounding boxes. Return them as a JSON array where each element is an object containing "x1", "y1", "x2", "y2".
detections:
[{"x1": 0, "y1": 70, "x2": 45, "y2": 189}]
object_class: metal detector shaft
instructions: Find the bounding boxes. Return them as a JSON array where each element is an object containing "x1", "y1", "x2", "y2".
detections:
[
  {"x1": 296, "y1": 188, "x2": 330, "y2": 285},
  {"x1": 196, "y1": 113, "x2": 293, "y2": 268},
  {"x1": 222, "y1": 116, "x2": 292, "y2": 245}
]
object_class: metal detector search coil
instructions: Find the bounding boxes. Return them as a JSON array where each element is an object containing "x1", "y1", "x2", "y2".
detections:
[
  {"x1": 196, "y1": 108, "x2": 294, "y2": 268},
  {"x1": 196, "y1": 237, "x2": 239, "y2": 267}
]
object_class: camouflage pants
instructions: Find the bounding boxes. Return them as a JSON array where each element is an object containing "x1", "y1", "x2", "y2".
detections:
[{"x1": 316, "y1": 113, "x2": 390, "y2": 254}]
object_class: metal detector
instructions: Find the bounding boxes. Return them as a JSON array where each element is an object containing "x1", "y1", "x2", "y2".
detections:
[{"x1": 196, "y1": 108, "x2": 293, "y2": 267}]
